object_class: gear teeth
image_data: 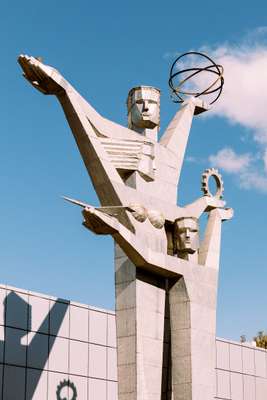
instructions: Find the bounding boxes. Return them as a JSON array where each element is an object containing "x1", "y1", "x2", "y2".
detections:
[
  {"x1": 201, "y1": 168, "x2": 224, "y2": 199},
  {"x1": 56, "y1": 379, "x2": 77, "y2": 400}
]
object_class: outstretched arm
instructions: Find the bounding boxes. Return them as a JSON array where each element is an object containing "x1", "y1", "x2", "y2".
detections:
[
  {"x1": 18, "y1": 55, "x2": 68, "y2": 95},
  {"x1": 18, "y1": 55, "x2": 141, "y2": 140},
  {"x1": 198, "y1": 207, "x2": 233, "y2": 268},
  {"x1": 81, "y1": 205, "x2": 211, "y2": 279},
  {"x1": 82, "y1": 206, "x2": 120, "y2": 234},
  {"x1": 82, "y1": 206, "x2": 153, "y2": 270},
  {"x1": 18, "y1": 54, "x2": 111, "y2": 135},
  {"x1": 18, "y1": 55, "x2": 137, "y2": 230}
]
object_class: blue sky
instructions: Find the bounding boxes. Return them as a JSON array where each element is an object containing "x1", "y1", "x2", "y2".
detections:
[{"x1": 1, "y1": 0, "x2": 267, "y2": 341}]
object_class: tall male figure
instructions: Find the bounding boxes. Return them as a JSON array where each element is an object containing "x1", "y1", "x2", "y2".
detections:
[{"x1": 18, "y1": 55, "x2": 233, "y2": 400}]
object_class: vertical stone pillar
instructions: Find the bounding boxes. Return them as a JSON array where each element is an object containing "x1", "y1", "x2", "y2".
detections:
[
  {"x1": 169, "y1": 270, "x2": 217, "y2": 400},
  {"x1": 115, "y1": 243, "x2": 166, "y2": 400}
]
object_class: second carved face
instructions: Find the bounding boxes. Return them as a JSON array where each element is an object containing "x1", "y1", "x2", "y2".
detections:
[{"x1": 174, "y1": 218, "x2": 199, "y2": 254}]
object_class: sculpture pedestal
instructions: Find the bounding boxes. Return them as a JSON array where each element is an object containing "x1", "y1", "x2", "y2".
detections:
[{"x1": 115, "y1": 243, "x2": 218, "y2": 400}]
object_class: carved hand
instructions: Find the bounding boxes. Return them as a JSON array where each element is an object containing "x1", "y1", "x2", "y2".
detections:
[
  {"x1": 203, "y1": 196, "x2": 225, "y2": 211},
  {"x1": 82, "y1": 207, "x2": 118, "y2": 235},
  {"x1": 217, "y1": 207, "x2": 234, "y2": 221},
  {"x1": 18, "y1": 55, "x2": 65, "y2": 95}
]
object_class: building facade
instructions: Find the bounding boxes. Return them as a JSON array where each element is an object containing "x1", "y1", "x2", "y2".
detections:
[{"x1": 0, "y1": 283, "x2": 266, "y2": 400}]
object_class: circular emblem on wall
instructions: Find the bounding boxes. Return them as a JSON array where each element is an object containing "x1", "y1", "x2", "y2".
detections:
[{"x1": 56, "y1": 379, "x2": 77, "y2": 400}]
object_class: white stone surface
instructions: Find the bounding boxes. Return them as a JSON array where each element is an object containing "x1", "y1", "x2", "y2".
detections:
[
  {"x1": 230, "y1": 343, "x2": 243, "y2": 372},
  {"x1": 17, "y1": 55, "x2": 235, "y2": 400},
  {"x1": 69, "y1": 339, "x2": 88, "y2": 376},
  {"x1": 107, "y1": 347, "x2": 118, "y2": 381},
  {"x1": 107, "y1": 313, "x2": 117, "y2": 348},
  {"x1": 256, "y1": 377, "x2": 267, "y2": 400},
  {"x1": 89, "y1": 377, "x2": 107, "y2": 400},
  {"x1": 255, "y1": 349, "x2": 266, "y2": 378},
  {"x1": 217, "y1": 370, "x2": 231, "y2": 399},
  {"x1": 217, "y1": 340, "x2": 230, "y2": 370},
  {"x1": 89, "y1": 343, "x2": 107, "y2": 379},
  {"x1": 244, "y1": 374, "x2": 256, "y2": 400},
  {"x1": 230, "y1": 372, "x2": 243, "y2": 400},
  {"x1": 70, "y1": 304, "x2": 89, "y2": 342},
  {"x1": 48, "y1": 336, "x2": 69, "y2": 373},
  {"x1": 108, "y1": 381, "x2": 118, "y2": 400},
  {"x1": 69, "y1": 374, "x2": 88, "y2": 399},
  {"x1": 243, "y1": 346, "x2": 255, "y2": 375},
  {"x1": 89, "y1": 310, "x2": 107, "y2": 345}
]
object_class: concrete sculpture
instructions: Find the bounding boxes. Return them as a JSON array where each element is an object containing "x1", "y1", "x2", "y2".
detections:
[{"x1": 18, "y1": 54, "x2": 233, "y2": 400}]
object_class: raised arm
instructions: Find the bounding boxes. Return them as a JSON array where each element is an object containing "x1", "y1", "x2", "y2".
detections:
[
  {"x1": 183, "y1": 195, "x2": 225, "y2": 219},
  {"x1": 198, "y1": 207, "x2": 233, "y2": 268},
  {"x1": 159, "y1": 97, "x2": 209, "y2": 187}
]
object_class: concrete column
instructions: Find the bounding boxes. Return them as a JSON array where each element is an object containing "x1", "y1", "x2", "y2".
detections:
[
  {"x1": 169, "y1": 273, "x2": 217, "y2": 400},
  {"x1": 115, "y1": 243, "x2": 166, "y2": 400}
]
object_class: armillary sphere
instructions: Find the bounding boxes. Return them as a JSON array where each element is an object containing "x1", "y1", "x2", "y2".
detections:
[{"x1": 168, "y1": 51, "x2": 224, "y2": 105}]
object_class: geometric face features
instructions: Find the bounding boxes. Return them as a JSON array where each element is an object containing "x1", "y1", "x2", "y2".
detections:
[
  {"x1": 174, "y1": 217, "x2": 199, "y2": 254},
  {"x1": 127, "y1": 86, "x2": 160, "y2": 130}
]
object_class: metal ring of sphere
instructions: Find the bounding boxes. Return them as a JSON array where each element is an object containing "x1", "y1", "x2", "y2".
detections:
[{"x1": 168, "y1": 51, "x2": 224, "y2": 105}]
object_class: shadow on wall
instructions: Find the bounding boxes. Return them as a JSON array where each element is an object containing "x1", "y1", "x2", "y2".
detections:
[{"x1": 0, "y1": 291, "x2": 69, "y2": 399}]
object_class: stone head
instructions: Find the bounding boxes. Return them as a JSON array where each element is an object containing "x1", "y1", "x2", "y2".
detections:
[
  {"x1": 127, "y1": 86, "x2": 160, "y2": 132},
  {"x1": 174, "y1": 217, "x2": 199, "y2": 254}
]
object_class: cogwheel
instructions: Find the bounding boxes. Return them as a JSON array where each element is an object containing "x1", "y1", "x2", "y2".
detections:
[
  {"x1": 56, "y1": 379, "x2": 77, "y2": 400},
  {"x1": 201, "y1": 168, "x2": 224, "y2": 199}
]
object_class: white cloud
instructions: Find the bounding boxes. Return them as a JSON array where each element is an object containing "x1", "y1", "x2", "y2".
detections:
[
  {"x1": 165, "y1": 29, "x2": 267, "y2": 193},
  {"x1": 207, "y1": 38, "x2": 267, "y2": 192},
  {"x1": 209, "y1": 45, "x2": 267, "y2": 145},
  {"x1": 209, "y1": 148, "x2": 251, "y2": 173},
  {"x1": 263, "y1": 150, "x2": 267, "y2": 171},
  {"x1": 239, "y1": 171, "x2": 267, "y2": 192},
  {"x1": 209, "y1": 147, "x2": 267, "y2": 193}
]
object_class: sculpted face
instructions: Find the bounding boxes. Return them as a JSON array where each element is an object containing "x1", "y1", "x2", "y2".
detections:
[
  {"x1": 128, "y1": 87, "x2": 160, "y2": 130},
  {"x1": 174, "y1": 218, "x2": 199, "y2": 254}
]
